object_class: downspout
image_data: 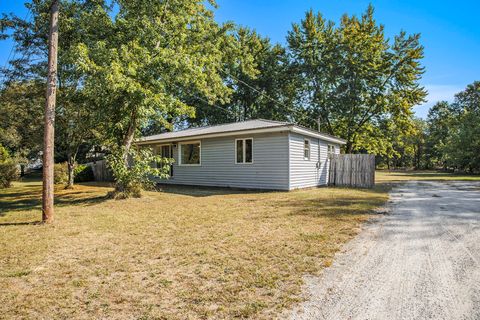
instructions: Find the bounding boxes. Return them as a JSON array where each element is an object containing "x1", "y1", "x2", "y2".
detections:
[
  {"x1": 287, "y1": 131, "x2": 291, "y2": 191},
  {"x1": 317, "y1": 117, "x2": 321, "y2": 186},
  {"x1": 317, "y1": 138, "x2": 321, "y2": 186}
]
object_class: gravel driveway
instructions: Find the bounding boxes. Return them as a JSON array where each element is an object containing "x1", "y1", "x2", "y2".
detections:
[{"x1": 289, "y1": 181, "x2": 480, "y2": 320}]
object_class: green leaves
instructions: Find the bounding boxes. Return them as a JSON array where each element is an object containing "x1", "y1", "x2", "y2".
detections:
[
  {"x1": 287, "y1": 5, "x2": 427, "y2": 153},
  {"x1": 106, "y1": 146, "x2": 172, "y2": 198},
  {"x1": 430, "y1": 82, "x2": 480, "y2": 172},
  {"x1": 76, "y1": 0, "x2": 242, "y2": 142}
]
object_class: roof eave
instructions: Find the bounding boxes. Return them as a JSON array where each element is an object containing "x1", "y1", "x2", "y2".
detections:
[
  {"x1": 135, "y1": 125, "x2": 291, "y2": 145},
  {"x1": 135, "y1": 123, "x2": 346, "y2": 145},
  {"x1": 290, "y1": 126, "x2": 347, "y2": 144}
]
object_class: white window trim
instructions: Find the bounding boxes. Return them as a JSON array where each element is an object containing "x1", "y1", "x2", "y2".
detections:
[
  {"x1": 235, "y1": 138, "x2": 254, "y2": 164},
  {"x1": 328, "y1": 144, "x2": 336, "y2": 155},
  {"x1": 178, "y1": 140, "x2": 201, "y2": 166},
  {"x1": 304, "y1": 139, "x2": 310, "y2": 160}
]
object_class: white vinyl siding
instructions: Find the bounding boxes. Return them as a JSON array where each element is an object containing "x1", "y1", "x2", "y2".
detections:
[
  {"x1": 154, "y1": 132, "x2": 289, "y2": 190},
  {"x1": 150, "y1": 131, "x2": 341, "y2": 191},
  {"x1": 288, "y1": 132, "x2": 340, "y2": 189}
]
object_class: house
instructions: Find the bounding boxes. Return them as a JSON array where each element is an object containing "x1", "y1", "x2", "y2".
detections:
[{"x1": 135, "y1": 119, "x2": 345, "y2": 190}]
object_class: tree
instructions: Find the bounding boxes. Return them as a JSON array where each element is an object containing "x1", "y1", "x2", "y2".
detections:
[
  {"x1": 76, "y1": 0, "x2": 255, "y2": 196},
  {"x1": 287, "y1": 6, "x2": 427, "y2": 153},
  {"x1": 187, "y1": 28, "x2": 296, "y2": 126},
  {"x1": 0, "y1": 81, "x2": 45, "y2": 174},
  {"x1": 442, "y1": 82, "x2": 480, "y2": 172},
  {"x1": 424, "y1": 101, "x2": 455, "y2": 169},
  {"x1": 1, "y1": 1, "x2": 103, "y2": 188},
  {"x1": 0, "y1": 144, "x2": 18, "y2": 189},
  {"x1": 54, "y1": 91, "x2": 98, "y2": 188}
]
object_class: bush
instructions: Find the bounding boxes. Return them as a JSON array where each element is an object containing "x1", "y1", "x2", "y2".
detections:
[
  {"x1": 0, "y1": 161, "x2": 18, "y2": 189},
  {"x1": 74, "y1": 164, "x2": 94, "y2": 182},
  {"x1": 0, "y1": 145, "x2": 10, "y2": 163},
  {"x1": 106, "y1": 146, "x2": 172, "y2": 199},
  {"x1": 54, "y1": 162, "x2": 68, "y2": 185},
  {"x1": 0, "y1": 144, "x2": 18, "y2": 189}
]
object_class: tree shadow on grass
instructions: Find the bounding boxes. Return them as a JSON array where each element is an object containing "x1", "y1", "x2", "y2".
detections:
[
  {"x1": 0, "y1": 221, "x2": 42, "y2": 227},
  {"x1": 155, "y1": 184, "x2": 272, "y2": 197},
  {"x1": 0, "y1": 189, "x2": 108, "y2": 214}
]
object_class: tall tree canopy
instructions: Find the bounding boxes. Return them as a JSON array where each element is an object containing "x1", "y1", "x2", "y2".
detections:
[
  {"x1": 1, "y1": 0, "x2": 103, "y2": 187},
  {"x1": 287, "y1": 5, "x2": 427, "y2": 153},
  {"x1": 77, "y1": 0, "x2": 243, "y2": 145},
  {"x1": 0, "y1": 80, "x2": 44, "y2": 164},
  {"x1": 440, "y1": 82, "x2": 480, "y2": 172},
  {"x1": 187, "y1": 28, "x2": 296, "y2": 126},
  {"x1": 74, "y1": 0, "x2": 257, "y2": 194}
]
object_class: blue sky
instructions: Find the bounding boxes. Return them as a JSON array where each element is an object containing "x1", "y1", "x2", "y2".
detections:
[{"x1": 1, "y1": 1, "x2": 479, "y2": 118}]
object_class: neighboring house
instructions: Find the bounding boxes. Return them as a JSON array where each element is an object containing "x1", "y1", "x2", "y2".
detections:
[{"x1": 136, "y1": 119, "x2": 345, "y2": 190}]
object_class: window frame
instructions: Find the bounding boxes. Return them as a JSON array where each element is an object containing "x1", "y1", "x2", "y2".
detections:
[
  {"x1": 154, "y1": 143, "x2": 172, "y2": 167},
  {"x1": 156, "y1": 144, "x2": 174, "y2": 177},
  {"x1": 304, "y1": 139, "x2": 310, "y2": 160},
  {"x1": 158, "y1": 144, "x2": 172, "y2": 158},
  {"x1": 328, "y1": 144, "x2": 336, "y2": 155},
  {"x1": 178, "y1": 140, "x2": 201, "y2": 166},
  {"x1": 235, "y1": 138, "x2": 254, "y2": 164}
]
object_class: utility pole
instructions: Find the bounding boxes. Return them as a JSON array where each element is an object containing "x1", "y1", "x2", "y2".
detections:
[{"x1": 42, "y1": 0, "x2": 59, "y2": 223}]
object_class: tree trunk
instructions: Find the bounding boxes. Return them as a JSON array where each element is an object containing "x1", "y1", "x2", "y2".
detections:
[
  {"x1": 122, "y1": 120, "x2": 136, "y2": 164},
  {"x1": 42, "y1": 0, "x2": 59, "y2": 224},
  {"x1": 345, "y1": 140, "x2": 353, "y2": 154},
  {"x1": 20, "y1": 164, "x2": 25, "y2": 177},
  {"x1": 114, "y1": 118, "x2": 137, "y2": 194},
  {"x1": 66, "y1": 155, "x2": 75, "y2": 189}
]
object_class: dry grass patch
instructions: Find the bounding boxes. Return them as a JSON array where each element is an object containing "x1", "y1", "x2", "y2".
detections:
[
  {"x1": 376, "y1": 170, "x2": 480, "y2": 183},
  {"x1": 1, "y1": 177, "x2": 389, "y2": 319}
]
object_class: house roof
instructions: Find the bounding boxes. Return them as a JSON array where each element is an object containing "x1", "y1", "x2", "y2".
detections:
[{"x1": 136, "y1": 119, "x2": 346, "y2": 145}]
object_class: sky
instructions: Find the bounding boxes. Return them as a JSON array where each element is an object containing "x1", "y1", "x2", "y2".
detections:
[{"x1": 1, "y1": 1, "x2": 479, "y2": 118}]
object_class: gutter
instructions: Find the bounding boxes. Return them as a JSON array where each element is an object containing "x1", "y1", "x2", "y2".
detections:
[{"x1": 135, "y1": 124, "x2": 346, "y2": 146}]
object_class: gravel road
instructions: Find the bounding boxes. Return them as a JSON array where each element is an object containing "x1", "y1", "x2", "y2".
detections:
[{"x1": 289, "y1": 181, "x2": 480, "y2": 320}]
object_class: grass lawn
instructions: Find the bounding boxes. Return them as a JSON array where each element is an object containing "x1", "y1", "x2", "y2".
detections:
[
  {"x1": 0, "y1": 176, "x2": 389, "y2": 319},
  {"x1": 376, "y1": 170, "x2": 480, "y2": 183}
]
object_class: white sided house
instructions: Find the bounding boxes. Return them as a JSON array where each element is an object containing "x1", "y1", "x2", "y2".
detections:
[{"x1": 136, "y1": 119, "x2": 345, "y2": 190}]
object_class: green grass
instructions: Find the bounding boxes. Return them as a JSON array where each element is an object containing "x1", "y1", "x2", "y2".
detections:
[
  {"x1": 376, "y1": 170, "x2": 480, "y2": 183},
  {"x1": 0, "y1": 177, "x2": 389, "y2": 319}
]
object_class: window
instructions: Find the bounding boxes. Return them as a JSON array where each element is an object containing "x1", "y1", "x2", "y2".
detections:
[
  {"x1": 157, "y1": 144, "x2": 173, "y2": 176},
  {"x1": 304, "y1": 139, "x2": 310, "y2": 160},
  {"x1": 179, "y1": 142, "x2": 201, "y2": 165},
  {"x1": 160, "y1": 145, "x2": 172, "y2": 158},
  {"x1": 236, "y1": 138, "x2": 253, "y2": 164},
  {"x1": 328, "y1": 144, "x2": 336, "y2": 155}
]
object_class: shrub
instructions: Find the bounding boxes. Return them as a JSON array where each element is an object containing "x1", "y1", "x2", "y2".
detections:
[
  {"x1": 0, "y1": 145, "x2": 18, "y2": 189},
  {"x1": 106, "y1": 146, "x2": 172, "y2": 199},
  {"x1": 0, "y1": 144, "x2": 10, "y2": 163},
  {"x1": 54, "y1": 162, "x2": 68, "y2": 185},
  {"x1": 0, "y1": 160, "x2": 18, "y2": 189},
  {"x1": 74, "y1": 164, "x2": 94, "y2": 182}
]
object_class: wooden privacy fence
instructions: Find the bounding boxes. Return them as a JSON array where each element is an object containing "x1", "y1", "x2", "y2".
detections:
[
  {"x1": 328, "y1": 154, "x2": 375, "y2": 188},
  {"x1": 86, "y1": 160, "x2": 114, "y2": 182}
]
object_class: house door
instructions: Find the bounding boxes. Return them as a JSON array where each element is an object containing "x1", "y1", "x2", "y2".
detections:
[{"x1": 159, "y1": 145, "x2": 173, "y2": 177}]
